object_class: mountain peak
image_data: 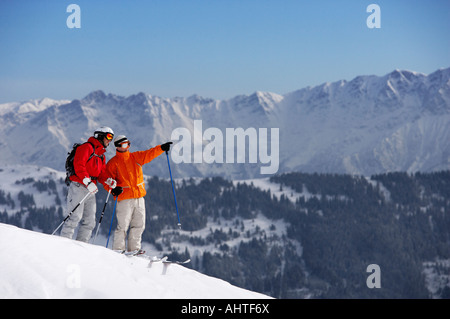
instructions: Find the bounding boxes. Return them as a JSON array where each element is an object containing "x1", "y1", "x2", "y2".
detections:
[
  {"x1": 125, "y1": 92, "x2": 149, "y2": 105},
  {"x1": 387, "y1": 69, "x2": 424, "y2": 83},
  {"x1": 82, "y1": 90, "x2": 107, "y2": 103},
  {"x1": 428, "y1": 67, "x2": 450, "y2": 84},
  {"x1": 186, "y1": 94, "x2": 215, "y2": 105}
]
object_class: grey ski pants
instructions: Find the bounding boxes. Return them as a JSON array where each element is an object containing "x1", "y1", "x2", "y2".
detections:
[
  {"x1": 112, "y1": 197, "x2": 146, "y2": 252},
  {"x1": 60, "y1": 182, "x2": 96, "y2": 243}
]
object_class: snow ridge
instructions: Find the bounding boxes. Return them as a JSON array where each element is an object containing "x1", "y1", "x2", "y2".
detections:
[{"x1": 0, "y1": 223, "x2": 271, "y2": 299}]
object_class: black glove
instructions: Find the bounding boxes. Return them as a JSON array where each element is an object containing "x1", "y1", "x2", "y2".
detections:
[
  {"x1": 161, "y1": 142, "x2": 173, "y2": 152},
  {"x1": 111, "y1": 186, "x2": 123, "y2": 197}
]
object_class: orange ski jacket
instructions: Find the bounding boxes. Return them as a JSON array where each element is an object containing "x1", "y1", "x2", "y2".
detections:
[{"x1": 105, "y1": 145, "x2": 164, "y2": 201}]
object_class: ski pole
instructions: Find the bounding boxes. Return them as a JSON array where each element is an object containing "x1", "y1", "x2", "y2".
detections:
[
  {"x1": 52, "y1": 192, "x2": 91, "y2": 235},
  {"x1": 106, "y1": 196, "x2": 118, "y2": 248},
  {"x1": 166, "y1": 151, "x2": 181, "y2": 229},
  {"x1": 92, "y1": 188, "x2": 111, "y2": 244}
]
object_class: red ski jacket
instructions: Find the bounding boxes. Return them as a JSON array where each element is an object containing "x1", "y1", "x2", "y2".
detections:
[{"x1": 69, "y1": 136, "x2": 109, "y2": 186}]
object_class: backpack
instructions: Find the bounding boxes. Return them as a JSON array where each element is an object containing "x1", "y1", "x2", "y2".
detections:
[{"x1": 64, "y1": 142, "x2": 104, "y2": 186}]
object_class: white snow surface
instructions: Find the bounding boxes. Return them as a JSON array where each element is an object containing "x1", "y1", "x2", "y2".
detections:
[{"x1": 0, "y1": 223, "x2": 271, "y2": 299}]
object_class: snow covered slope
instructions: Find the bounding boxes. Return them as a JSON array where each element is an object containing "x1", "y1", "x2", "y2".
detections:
[{"x1": 0, "y1": 223, "x2": 271, "y2": 299}]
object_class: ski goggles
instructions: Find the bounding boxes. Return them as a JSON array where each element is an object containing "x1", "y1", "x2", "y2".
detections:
[
  {"x1": 120, "y1": 142, "x2": 131, "y2": 148},
  {"x1": 105, "y1": 133, "x2": 114, "y2": 140}
]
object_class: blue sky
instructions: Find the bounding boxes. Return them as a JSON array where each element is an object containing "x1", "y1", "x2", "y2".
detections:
[{"x1": 0, "y1": 0, "x2": 449, "y2": 103}]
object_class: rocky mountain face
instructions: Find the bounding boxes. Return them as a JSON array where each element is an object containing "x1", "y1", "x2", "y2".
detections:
[{"x1": 0, "y1": 67, "x2": 448, "y2": 178}]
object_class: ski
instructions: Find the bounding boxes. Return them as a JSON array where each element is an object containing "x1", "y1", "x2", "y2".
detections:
[
  {"x1": 124, "y1": 250, "x2": 146, "y2": 256},
  {"x1": 119, "y1": 250, "x2": 161, "y2": 260},
  {"x1": 160, "y1": 258, "x2": 191, "y2": 274},
  {"x1": 130, "y1": 254, "x2": 169, "y2": 262},
  {"x1": 162, "y1": 258, "x2": 191, "y2": 265},
  {"x1": 148, "y1": 256, "x2": 168, "y2": 268},
  {"x1": 149, "y1": 256, "x2": 168, "y2": 263},
  {"x1": 114, "y1": 249, "x2": 189, "y2": 265}
]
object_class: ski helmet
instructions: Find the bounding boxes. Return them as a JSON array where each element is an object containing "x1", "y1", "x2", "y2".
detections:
[
  {"x1": 94, "y1": 126, "x2": 114, "y2": 140},
  {"x1": 114, "y1": 135, "x2": 130, "y2": 148}
]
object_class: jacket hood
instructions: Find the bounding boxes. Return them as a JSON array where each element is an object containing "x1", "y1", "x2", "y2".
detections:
[{"x1": 88, "y1": 136, "x2": 106, "y2": 155}]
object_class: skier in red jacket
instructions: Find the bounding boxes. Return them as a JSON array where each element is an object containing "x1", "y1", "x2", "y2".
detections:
[{"x1": 60, "y1": 126, "x2": 118, "y2": 243}]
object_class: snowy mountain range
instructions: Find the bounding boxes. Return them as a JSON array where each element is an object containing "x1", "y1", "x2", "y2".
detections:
[{"x1": 0, "y1": 67, "x2": 449, "y2": 178}]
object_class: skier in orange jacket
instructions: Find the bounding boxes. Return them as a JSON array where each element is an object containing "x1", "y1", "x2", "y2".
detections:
[{"x1": 105, "y1": 135, "x2": 172, "y2": 254}]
